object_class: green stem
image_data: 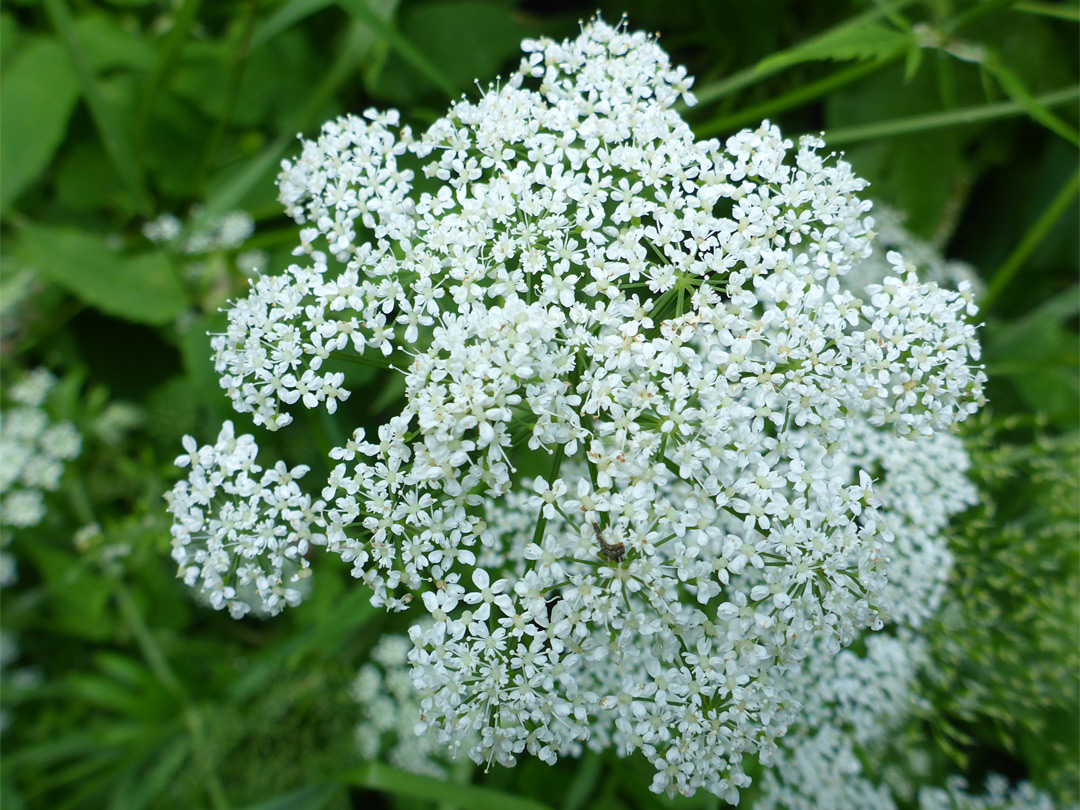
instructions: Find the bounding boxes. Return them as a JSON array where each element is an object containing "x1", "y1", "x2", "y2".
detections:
[
  {"x1": 338, "y1": 0, "x2": 457, "y2": 99},
  {"x1": 531, "y1": 443, "x2": 566, "y2": 547},
  {"x1": 196, "y1": 15, "x2": 382, "y2": 226},
  {"x1": 194, "y1": 0, "x2": 262, "y2": 195},
  {"x1": 135, "y1": 0, "x2": 204, "y2": 148},
  {"x1": 981, "y1": 165, "x2": 1080, "y2": 311},
  {"x1": 695, "y1": 60, "x2": 886, "y2": 137},
  {"x1": 1014, "y1": 0, "x2": 1080, "y2": 21},
  {"x1": 821, "y1": 84, "x2": 1079, "y2": 145},
  {"x1": 330, "y1": 349, "x2": 400, "y2": 370}
]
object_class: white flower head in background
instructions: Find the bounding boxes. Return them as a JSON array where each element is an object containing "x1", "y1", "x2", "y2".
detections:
[
  {"x1": 170, "y1": 16, "x2": 987, "y2": 802},
  {"x1": 1, "y1": 369, "x2": 81, "y2": 530}
]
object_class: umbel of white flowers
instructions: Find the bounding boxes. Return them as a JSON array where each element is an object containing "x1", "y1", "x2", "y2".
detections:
[{"x1": 166, "y1": 17, "x2": 986, "y2": 802}]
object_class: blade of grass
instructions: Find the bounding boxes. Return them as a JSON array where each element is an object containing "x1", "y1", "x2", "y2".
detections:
[
  {"x1": 135, "y1": 0, "x2": 204, "y2": 148},
  {"x1": 252, "y1": 0, "x2": 336, "y2": 50},
  {"x1": 1014, "y1": 0, "x2": 1080, "y2": 21},
  {"x1": 43, "y1": 0, "x2": 150, "y2": 213},
  {"x1": 194, "y1": 0, "x2": 263, "y2": 196},
  {"x1": 984, "y1": 59, "x2": 1080, "y2": 146},
  {"x1": 981, "y1": 165, "x2": 1080, "y2": 311},
  {"x1": 113, "y1": 582, "x2": 230, "y2": 810},
  {"x1": 821, "y1": 84, "x2": 1079, "y2": 144},
  {"x1": 337, "y1": 0, "x2": 458, "y2": 99},
  {"x1": 562, "y1": 751, "x2": 602, "y2": 810},
  {"x1": 342, "y1": 762, "x2": 557, "y2": 810}
]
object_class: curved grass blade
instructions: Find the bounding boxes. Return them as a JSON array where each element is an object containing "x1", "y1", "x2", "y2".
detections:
[{"x1": 342, "y1": 762, "x2": 557, "y2": 810}]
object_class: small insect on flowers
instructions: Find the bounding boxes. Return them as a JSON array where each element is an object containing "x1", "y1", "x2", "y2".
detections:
[{"x1": 593, "y1": 522, "x2": 626, "y2": 563}]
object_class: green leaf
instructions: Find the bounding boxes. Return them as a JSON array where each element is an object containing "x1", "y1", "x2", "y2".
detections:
[
  {"x1": 15, "y1": 223, "x2": 187, "y2": 326},
  {"x1": 43, "y1": 0, "x2": 150, "y2": 212},
  {"x1": 0, "y1": 37, "x2": 80, "y2": 216},
  {"x1": 74, "y1": 11, "x2": 156, "y2": 72},
  {"x1": 20, "y1": 544, "x2": 115, "y2": 641},
  {"x1": 400, "y1": 1, "x2": 530, "y2": 90},
  {"x1": 118, "y1": 737, "x2": 191, "y2": 810},
  {"x1": 342, "y1": 762, "x2": 557, "y2": 810},
  {"x1": 754, "y1": 22, "x2": 912, "y2": 74},
  {"x1": 65, "y1": 674, "x2": 149, "y2": 717}
]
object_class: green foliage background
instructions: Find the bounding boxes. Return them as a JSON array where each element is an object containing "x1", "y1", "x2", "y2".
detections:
[{"x1": 0, "y1": 1, "x2": 1076, "y2": 808}]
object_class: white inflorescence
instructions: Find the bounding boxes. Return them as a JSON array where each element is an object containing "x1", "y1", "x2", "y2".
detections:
[
  {"x1": 1, "y1": 369, "x2": 82, "y2": 531},
  {"x1": 165, "y1": 421, "x2": 324, "y2": 618},
  {"x1": 170, "y1": 18, "x2": 987, "y2": 801}
]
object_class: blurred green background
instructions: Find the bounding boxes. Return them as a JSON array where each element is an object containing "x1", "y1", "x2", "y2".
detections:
[{"x1": 0, "y1": 1, "x2": 1077, "y2": 809}]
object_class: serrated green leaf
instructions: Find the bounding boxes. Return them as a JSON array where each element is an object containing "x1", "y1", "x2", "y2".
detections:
[
  {"x1": 0, "y1": 37, "x2": 80, "y2": 216},
  {"x1": 755, "y1": 23, "x2": 912, "y2": 74},
  {"x1": 15, "y1": 223, "x2": 187, "y2": 326}
]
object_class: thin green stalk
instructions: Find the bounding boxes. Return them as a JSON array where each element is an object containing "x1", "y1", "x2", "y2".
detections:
[
  {"x1": 531, "y1": 443, "x2": 566, "y2": 547},
  {"x1": 330, "y1": 349, "x2": 400, "y2": 370},
  {"x1": 194, "y1": 0, "x2": 262, "y2": 195},
  {"x1": 695, "y1": 60, "x2": 885, "y2": 136},
  {"x1": 821, "y1": 84, "x2": 1079, "y2": 144},
  {"x1": 136, "y1": 0, "x2": 204, "y2": 148},
  {"x1": 943, "y1": 0, "x2": 1018, "y2": 33},
  {"x1": 252, "y1": 0, "x2": 336, "y2": 50},
  {"x1": 43, "y1": 0, "x2": 150, "y2": 213},
  {"x1": 981, "y1": 164, "x2": 1080, "y2": 311}
]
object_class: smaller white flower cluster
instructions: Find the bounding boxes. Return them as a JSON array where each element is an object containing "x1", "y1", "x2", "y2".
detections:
[
  {"x1": 143, "y1": 208, "x2": 255, "y2": 255},
  {"x1": 0, "y1": 369, "x2": 81, "y2": 530},
  {"x1": 351, "y1": 631, "x2": 471, "y2": 778},
  {"x1": 919, "y1": 776, "x2": 1062, "y2": 810},
  {"x1": 165, "y1": 421, "x2": 323, "y2": 618}
]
